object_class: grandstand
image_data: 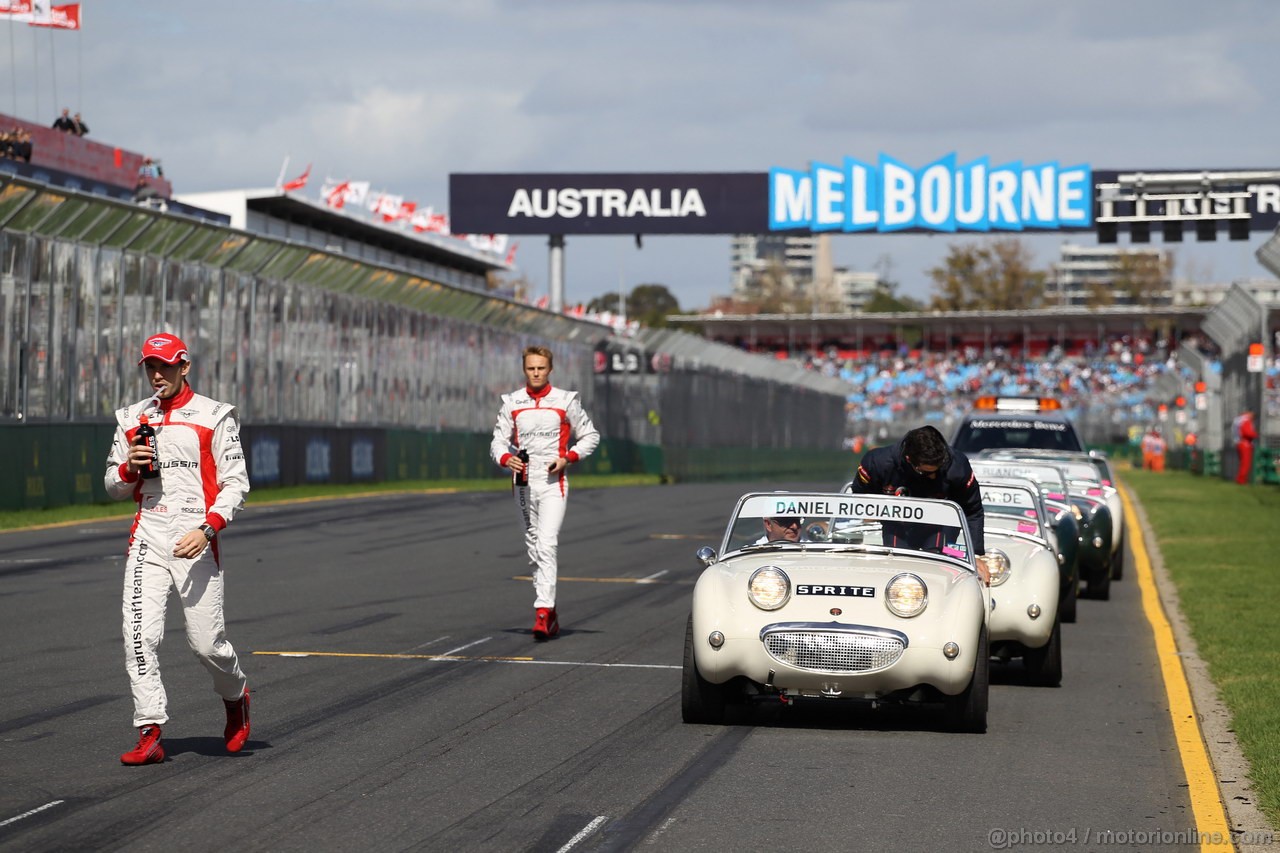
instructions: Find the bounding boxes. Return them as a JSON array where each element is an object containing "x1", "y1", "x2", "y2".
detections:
[{"x1": 0, "y1": 109, "x2": 173, "y2": 203}]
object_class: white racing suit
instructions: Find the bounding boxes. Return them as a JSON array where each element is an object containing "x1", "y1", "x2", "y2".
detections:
[
  {"x1": 105, "y1": 384, "x2": 250, "y2": 728},
  {"x1": 491, "y1": 384, "x2": 599, "y2": 608}
]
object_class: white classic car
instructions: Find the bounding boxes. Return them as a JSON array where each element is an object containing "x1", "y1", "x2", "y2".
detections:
[
  {"x1": 984, "y1": 449, "x2": 1126, "y2": 581},
  {"x1": 683, "y1": 491, "x2": 991, "y2": 732},
  {"x1": 979, "y1": 479, "x2": 1063, "y2": 686}
]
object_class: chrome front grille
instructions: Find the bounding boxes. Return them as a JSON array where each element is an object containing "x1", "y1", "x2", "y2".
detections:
[{"x1": 762, "y1": 628, "x2": 905, "y2": 673}]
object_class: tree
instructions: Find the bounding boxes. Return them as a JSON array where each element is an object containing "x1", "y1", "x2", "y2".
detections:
[
  {"x1": 587, "y1": 283, "x2": 683, "y2": 327},
  {"x1": 628, "y1": 283, "x2": 682, "y2": 327},
  {"x1": 586, "y1": 292, "x2": 625, "y2": 314},
  {"x1": 863, "y1": 254, "x2": 924, "y2": 313},
  {"x1": 863, "y1": 286, "x2": 924, "y2": 313},
  {"x1": 927, "y1": 238, "x2": 1047, "y2": 311},
  {"x1": 1112, "y1": 250, "x2": 1173, "y2": 307}
]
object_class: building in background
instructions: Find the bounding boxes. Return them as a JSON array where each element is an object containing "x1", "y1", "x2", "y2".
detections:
[
  {"x1": 1051, "y1": 243, "x2": 1173, "y2": 308},
  {"x1": 1171, "y1": 278, "x2": 1280, "y2": 307},
  {"x1": 730, "y1": 233, "x2": 816, "y2": 301},
  {"x1": 730, "y1": 233, "x2": 883, "y2": 313}
]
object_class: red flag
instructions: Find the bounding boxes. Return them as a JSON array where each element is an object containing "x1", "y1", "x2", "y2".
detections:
[
  {"x1": 504, "y1": 241, "x2": 519, "y2": 265},
  {"x1": 386, "y1": 200, "x2": 416, "y2": 223},
  {"x1": 322, "y1": 180, "x2": 350, "y2": 208},
  {"x1": 281, "y1": 163, "x2": 311, "y2": 192},
  {"x1": 29, "y1": 3, "x2": 80, "y2": 28},
  {"x1": 0, "y1": 1, "x2": 34, "y2": 18}
]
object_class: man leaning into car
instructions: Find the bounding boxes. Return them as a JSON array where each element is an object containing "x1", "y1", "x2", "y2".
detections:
[{"x1": 849, "y1": 425, "x2": 991, "y2": 582}]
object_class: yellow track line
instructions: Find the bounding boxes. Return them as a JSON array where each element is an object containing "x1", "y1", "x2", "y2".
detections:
[{"x1": 1119, "y1": 483, "x2": 1231, "y2": 852}]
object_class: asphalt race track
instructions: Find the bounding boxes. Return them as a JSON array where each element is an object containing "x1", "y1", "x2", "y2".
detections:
[{"x1": 0, "y1": 482, "x2": 1193, "y2": 852}]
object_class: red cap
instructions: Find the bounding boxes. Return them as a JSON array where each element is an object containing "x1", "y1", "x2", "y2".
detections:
[{"x1": 138, "y1": 333, "x2": 189, "y2": 365}]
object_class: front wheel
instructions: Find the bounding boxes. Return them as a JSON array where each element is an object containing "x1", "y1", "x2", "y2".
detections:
[
  {"x1": 1085, "y1": 563, "x2": 1111, "y2": 601},
  {"x1": 1023, "y1": 618, "x2": 1062, "y2": 687},
  {"x1": 681, "y1": 615, "x2": 726, "y2": 724},
  {"x1": 945, "y1": 626, "x2": 988, "y2": 733}
]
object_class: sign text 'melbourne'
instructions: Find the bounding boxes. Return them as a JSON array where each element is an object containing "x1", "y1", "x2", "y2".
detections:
[{"x1": 769, "y1": 154, "x2": 1092, "y2": 233}]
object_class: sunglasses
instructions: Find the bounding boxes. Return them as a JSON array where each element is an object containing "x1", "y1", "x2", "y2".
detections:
[
  {"x1": 767, "y1": 517, "x2": 801, "y2": 528},
  {"x1": 907, "y1": 458, "x2": 941, "y2": 478}
]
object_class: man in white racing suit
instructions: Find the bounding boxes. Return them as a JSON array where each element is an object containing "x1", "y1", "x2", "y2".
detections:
[
  {"x1": 104, "y1": 333, "x2": 251, "y2": 765},
  {"x1": 491, "y1": 345, "x2": 600, "y2": 639}
]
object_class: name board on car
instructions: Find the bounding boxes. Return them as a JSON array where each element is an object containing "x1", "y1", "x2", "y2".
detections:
[{"x1": 737, "y1": 493, "x2": 963, "y2": 527}]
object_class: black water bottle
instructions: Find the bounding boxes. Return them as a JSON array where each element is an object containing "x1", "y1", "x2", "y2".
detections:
[
  {"x1": 137, "y1": 413, "x2": 160, "y2": 479},
  {"x1": 515, "y1": 448, "x2": 529, "y2": 486}
]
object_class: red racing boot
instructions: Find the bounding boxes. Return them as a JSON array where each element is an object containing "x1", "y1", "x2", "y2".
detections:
[
  {"x1": 120, "y1": 725, "x2": 164, "y2": 766},
  {"x1": 223, "y1": 688, "x2": 251, "y2": 753},
  {"x1": 532, "y1": 607, "x2": 560, "y2": 640}
]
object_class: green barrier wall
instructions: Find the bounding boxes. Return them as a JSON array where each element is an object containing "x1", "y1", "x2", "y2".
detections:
[
  {"x1": 0, "y1": 423, "x2": 855, "y2": 513},
  {"x1": 662, "y1": 447, "x2": 857, "y2": 484},
  {"x1": 383, "y1": 432, "x2": 663, "y2": 481},
  {"x1": 0, "y1": 423, "x2": 116, "y2": 511}
]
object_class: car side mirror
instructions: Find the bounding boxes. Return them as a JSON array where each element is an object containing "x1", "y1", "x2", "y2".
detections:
[{"x1": 696, "y1": 546, "x2": 717, "y2": 568}]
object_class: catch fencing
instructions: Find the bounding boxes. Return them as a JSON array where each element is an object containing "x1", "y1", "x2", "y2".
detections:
[{"x1": 0, "y1": 174, "x2": 851, "y2": 509}]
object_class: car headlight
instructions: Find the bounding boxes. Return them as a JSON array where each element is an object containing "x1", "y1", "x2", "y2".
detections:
[
  {"x1": 885, "y1": 573, "x2": 928, "y2": 618},
  {"x1": 982, "y1": 549, "x2": 1012, "y2": 586},
  {"x1": 748, "y1": 566, "x2": 791, "y2": 610}
]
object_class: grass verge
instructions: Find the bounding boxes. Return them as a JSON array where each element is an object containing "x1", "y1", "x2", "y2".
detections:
[
  {"x1": 0, "y1": 473, "x2": 665, "y2": 531},
  {"x1": 1122, "y1": 468, "x2": 1280, "y2": 828}
]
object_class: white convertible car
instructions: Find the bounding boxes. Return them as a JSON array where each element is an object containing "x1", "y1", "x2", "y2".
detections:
[
  {"x1": 979, "y1": 479, "x2": 1063, "y2": 686},
  {"x1": 683, "y1": 491, "x2": 990, "y2": 732}
]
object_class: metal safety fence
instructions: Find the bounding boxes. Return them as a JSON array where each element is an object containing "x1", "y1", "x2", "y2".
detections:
[{"x1": 0, "y1": 175, "x2": 851, "y2": 509}]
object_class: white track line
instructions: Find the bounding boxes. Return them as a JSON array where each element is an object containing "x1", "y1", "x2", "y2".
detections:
[
  {"x1": 440, "y1": 637, "x2": 491, "y2": 657},
  {"x1": 638, "y1": 570, "x2": 669, "y2": 583},
  {"x1": 556, "y1": 815, "x2": 608, "y2": 852},
  {"x1": 0, "y1": 800, "x2": 65, "y2": 828},
  {"x1": 399, "y1": 636, "x2": 452, "y2": 654},
  {"x1": 254, "y1": 651, "x2": 679, "y2": 670}
]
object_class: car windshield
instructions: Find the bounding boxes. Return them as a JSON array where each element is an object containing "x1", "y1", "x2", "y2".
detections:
[
  {"x1": 953, "y1": 415, "x2": 1083, "y2": 452},
  {"x1": 1056, "y1": 461, "x2": 1105, "y2": 488},
  {"x1": 724, "y1": 492, "x2": 974, "y2": 561},
  {"x1": 979, "y1": 482, "x2": 1046, "y2": 535},
  {"x1": 972, "y1": 460, "x2": 1068, "y2": 498},
  {"x1": 982, "y1": 452, "x2": 1105, "y2": 491}
]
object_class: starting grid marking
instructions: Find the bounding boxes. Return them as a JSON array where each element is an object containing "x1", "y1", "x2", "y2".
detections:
[
  {"x1": 512, "y1": 574, "x2": 690, "y2": 585},
  {"x1": 0, "y1": 800, "x2": 65, "y2": 828},
  {"x1": 254, "y1": 650, "x2": 679, "y2": 670}
]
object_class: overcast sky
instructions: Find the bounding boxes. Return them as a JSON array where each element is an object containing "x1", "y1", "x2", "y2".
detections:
[{"x1": 6, "y1": 1, "x2": 1278, "y2": 310}]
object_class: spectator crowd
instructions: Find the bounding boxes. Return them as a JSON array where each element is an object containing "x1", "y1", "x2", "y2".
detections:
[
  {"x1": 52, "y1": 107, "x2": 89, "y2": 136},
  {"x1": 1, "y1": 127, "x2": 33, "y2": 162},
  {"x1": 776, "y1": 335, "x2": 1208, "y2": 450}
]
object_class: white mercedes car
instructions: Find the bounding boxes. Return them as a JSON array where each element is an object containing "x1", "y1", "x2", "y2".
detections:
[
  {"x1": 683, "y1": 491, "x2": 991, "y2": 732},
  {"x1": 979, "y1": 479, "x2": 1063, "y2": 686}
]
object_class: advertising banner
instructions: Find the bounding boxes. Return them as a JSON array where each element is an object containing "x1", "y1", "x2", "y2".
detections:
[
  {"x1": 451, "y1": 161, "x2": 1280, "y2": 237},
  {"x1": 449, "y1": 172, "x2": 769, "y2": 235}
]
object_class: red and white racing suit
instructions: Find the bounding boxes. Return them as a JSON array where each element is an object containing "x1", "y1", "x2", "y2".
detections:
[
  {"x1": 491, "y1": 384, "x2": 599, "y2": 608},
  {"x1": 105, "y1": 384, "x2": 250, "y2": 728}
]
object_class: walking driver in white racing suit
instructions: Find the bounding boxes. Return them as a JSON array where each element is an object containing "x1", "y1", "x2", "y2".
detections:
[
  {"x1": 105, "y1": 333, "x2": 251, "y2": 765},
  {"x1": 491, "y1": 345, "x2": 600, "y2": 639}
]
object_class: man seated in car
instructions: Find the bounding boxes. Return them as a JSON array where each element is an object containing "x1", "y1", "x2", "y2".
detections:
[{"x1": 756, "y1": 515, "x2": 804, "y2": 543}]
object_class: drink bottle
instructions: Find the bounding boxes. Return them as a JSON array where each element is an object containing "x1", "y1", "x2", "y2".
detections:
[
  {"x1": 137, "y1": 413, "x2": 160, "y2": 479},
  {"x1": 515, "y1": 448, "x2": 529, "y2": 486}
]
